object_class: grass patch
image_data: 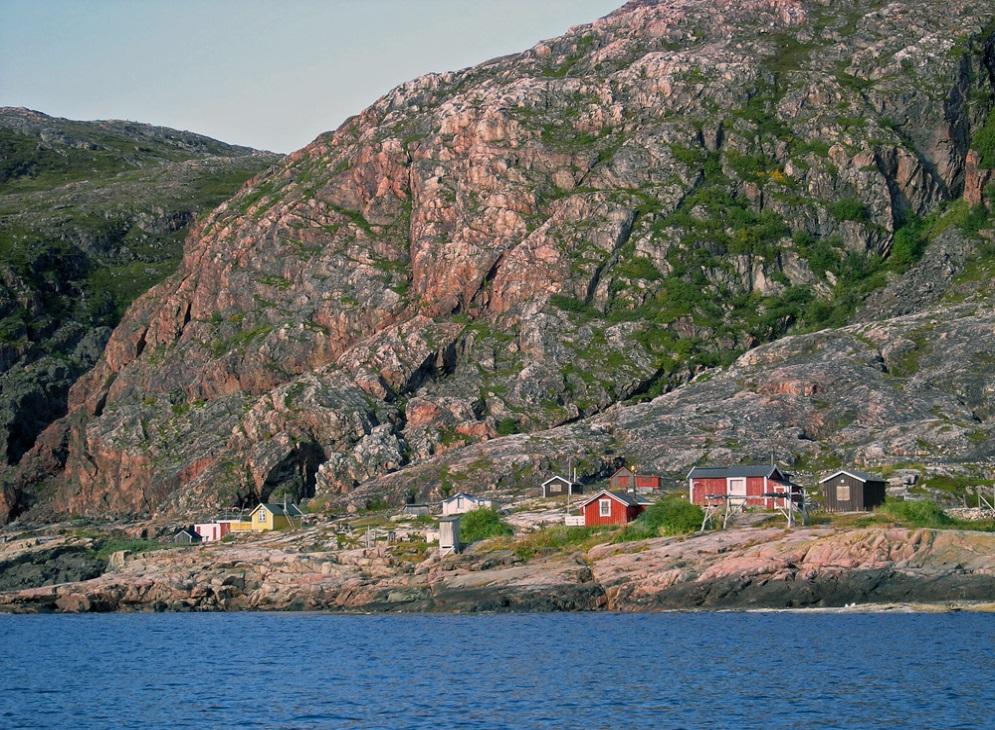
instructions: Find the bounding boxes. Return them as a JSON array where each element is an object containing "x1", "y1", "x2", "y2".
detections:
[
  {"x1": 93, "y1": 538, "x2": 164, "y2": 561},
  {"x1": 510, "y1": 525, "x2": 615, "y2": 560},
  {"x1": 870, "y1": 499, "x2": 995, "y2": 532}
]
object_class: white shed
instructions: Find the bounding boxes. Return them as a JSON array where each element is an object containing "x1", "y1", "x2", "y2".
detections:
[
  {"x1": 441, "y1": 492, "x2": 491, "y2": 516},
  {"x1": 439, "y1": 516, "x2": 461, "y2": 555}
]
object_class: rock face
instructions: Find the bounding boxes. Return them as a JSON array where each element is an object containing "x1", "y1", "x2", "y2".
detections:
[
  {"x1": 0, "y1": 537, "x2": 105, "y2": 592},
  {"x1": 0, "y1": 108, "x2": 280, "y2": 521},
  {"x1": 8, "y1": 1, "x2": 995, "y2": 520},
  {"x1": 1, "y1": 525, "x2": 992, "y2": 613}
]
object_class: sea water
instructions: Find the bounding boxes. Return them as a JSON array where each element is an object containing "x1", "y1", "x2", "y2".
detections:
[{"x1": 1, "y1": 611, "x2": 992, "y2": 729}]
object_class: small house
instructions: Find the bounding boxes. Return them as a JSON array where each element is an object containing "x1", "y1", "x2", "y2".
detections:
[
  {"x1": 578, "y1": 489, "x2": 651, "y2": 527},
  {"x1": 173, "y1": 529, "x2": 202, "y2": 545},
  {"x1": 687, "y1": 464, "x2": 799, "y2": 508},
  {"x1": 242, "y1": 503, "x2": 305, "y2": 532},
  {"x1": 195, "y1": 521, "x2": 232, "y2": 543},
  {"x1": 541, "y1": 475, "x2": 579, "y2": 498},
  {"x1": 402, "y1": 503, "x2": 430, "y2": 517},
  {"x1": 439, "y1": 515, "x2": 461, "y2": 554},
  {"x1": 441, "y1": 492, "x2": 491, "y2": 516},
  {"x1": 819, "y1": 470, "x2": 887, "y2": 512},
  {"x1": 608, "y1": 466, "x2": 662, "y2": 493}
]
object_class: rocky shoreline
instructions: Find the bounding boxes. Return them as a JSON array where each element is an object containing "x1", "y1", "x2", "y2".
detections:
[{"x1": 2, "y1": 525, "x2": 993, "y2": 614}]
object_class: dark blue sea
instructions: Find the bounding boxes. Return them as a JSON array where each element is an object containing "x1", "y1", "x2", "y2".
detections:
[{"x1": 1, "y1": 611, "x2": 993, "y2": 729}]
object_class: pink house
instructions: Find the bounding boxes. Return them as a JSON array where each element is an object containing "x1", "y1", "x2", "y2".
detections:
[{"x1": 194, "y1": 521, "x2": 232, "y2": 543}]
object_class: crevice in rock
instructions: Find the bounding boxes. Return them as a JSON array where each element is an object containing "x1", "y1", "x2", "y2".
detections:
[
  {"x1": 134, "y1": 326, "x2": 148, "y2": 359},
  {"x1": 584, "y1": 209, "x2": 637, "y2": 306},
  {"x1": 468, "y1": 250, "x2": 506, "y2": 312},
  {"x1": 393, "y1": 339, "x2": 460, "y2": 400},
  {"x1": 623, "y1": 363, "x2": 697, "y2": 406},
  {"x1": 872, "y1": 149, "x2": 913, "y2": 237},
  {"x1": 92, "y1": 390, "x2": 108, "y2": 418}
]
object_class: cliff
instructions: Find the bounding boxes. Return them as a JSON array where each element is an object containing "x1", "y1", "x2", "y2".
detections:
[{"x1": 6, "y1": 0, "x2": 995, "y2": 521}]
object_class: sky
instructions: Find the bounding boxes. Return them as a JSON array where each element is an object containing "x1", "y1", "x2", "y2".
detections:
[{"x1": 0, "y1": 0, "x2": 622, "y2": 153}]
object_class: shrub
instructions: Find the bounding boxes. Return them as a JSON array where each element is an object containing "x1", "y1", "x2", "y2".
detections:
[
  {"x1": 615, "y1": 497, "x2": 704, "y2": 542},
  {"x1": 549, "y1": 294, "x2": 599, "y2": 318},
  {"x1": 974, "y1": 110, "x2": 995, "y2": 169},
  {"x1": 617, "y1": 255, "x2": 661, "y2": 281},
  {"x1": 459, "y1": 508, "x2": 513, "y2": 543},
  {"x1": 959, "y1": 204, "x2": 990, "y2": 236},
  {"x1": 496, "y1": 417, "x2": 520, "y2": 436},
  {"x1": 640, "y1": 497, "x2": 706, "y2": 535},
  {"x1": 829, "y1": 198, "x2": 870, "y2": 222},
  {"x1": 889, "y1": 219, "x2": 927, "y2": 269}
]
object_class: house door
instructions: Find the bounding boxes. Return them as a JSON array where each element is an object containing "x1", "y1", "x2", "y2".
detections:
[{"x1": 728, "y1": 478, "x2": 747, "y2": 505}]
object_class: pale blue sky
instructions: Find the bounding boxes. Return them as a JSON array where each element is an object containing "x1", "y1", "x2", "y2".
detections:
[{"x1": 0, "y1": 0, "x2": 621, "y2": 152}]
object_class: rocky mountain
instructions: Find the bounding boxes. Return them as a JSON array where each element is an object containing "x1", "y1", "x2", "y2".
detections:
[
  {"x1": 0, "y1": 108, "x2": 280, "y2": 515},
  {"x1": 5, "y1": 0, "x2": 995, "y2": 522}
]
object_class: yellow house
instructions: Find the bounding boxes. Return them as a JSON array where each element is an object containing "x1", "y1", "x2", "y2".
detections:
[{"x1": 231, "y1": 503, "x2": 304, "y2": 533}]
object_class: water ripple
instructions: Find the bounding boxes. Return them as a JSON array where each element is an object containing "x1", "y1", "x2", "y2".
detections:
[{"x1": 0, "y1": 612, "x2": 993, "y2": 728}]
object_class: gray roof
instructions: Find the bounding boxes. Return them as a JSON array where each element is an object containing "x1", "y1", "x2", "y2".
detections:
[
  {"x1": 580, "y1": 489, "x2": 653, "y2": 508},
  {"x1": 259, "y1": 503, "x2": 304, "y2": 517},
  {"x1": 542, "y1": 475, "x2": 573, "y2": 485},
  {"x1": 818, "y1": 469, "x2": 885, "y2": 484},
  {"x1": 442, "y1": 492, "x2": 481, "y2": 502},
  {"x1": 688, "y1": 465, "x2": 788, "y2": 479}
]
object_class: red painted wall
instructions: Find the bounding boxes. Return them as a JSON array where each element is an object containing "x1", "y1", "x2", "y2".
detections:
[
  {"x1": 691, "y1": 477, "x2": 794, "y2": 507},
  {"x1": 609, "y1": 474, "x2": 632, "y2": 491},
  {"x1": 584, "y1": 496, "x2": 642, "y2": 526},
  {"x1": 690, "y1": 478, "x2": 727, "y2": 505},
  {"x1": 635, "y1": 475, "x2": 661, "y2": 490}
]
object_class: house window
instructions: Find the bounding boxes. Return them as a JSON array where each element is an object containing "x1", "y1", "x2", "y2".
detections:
[
  {"x1": 837, "y1": 485, "x2": 850, "y2": 501},
  {"x1": 599, "y1": 499, "x2": 612, "y2": 517},
  {"x1": 258, "y1": 510, "x2": 267, "y2": 522}
]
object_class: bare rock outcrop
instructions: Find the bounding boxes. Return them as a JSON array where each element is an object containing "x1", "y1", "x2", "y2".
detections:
[{"x1": 1, "y1": 525, "x2": 992, "y2": 613}]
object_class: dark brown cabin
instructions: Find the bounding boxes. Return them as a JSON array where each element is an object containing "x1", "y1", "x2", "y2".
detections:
[
  {"x1": 819, "y1": 470, "x2": 887, "y2": 512},
  {"x1": 609, "y1": 466, "x2": 662, "y2": 493}
]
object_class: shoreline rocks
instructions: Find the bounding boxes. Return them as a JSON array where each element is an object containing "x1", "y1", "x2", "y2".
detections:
[{"x1": 2, "y1": 525, "x2": 992, "y2": 614}]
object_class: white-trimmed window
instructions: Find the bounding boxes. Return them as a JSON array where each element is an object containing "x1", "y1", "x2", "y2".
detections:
[
  {"x1": 258, "y1": 510, "x2": 267, "y2": 523},
  {"x1": 599, "y1": 499, "x2": 612, "y2": 517}
]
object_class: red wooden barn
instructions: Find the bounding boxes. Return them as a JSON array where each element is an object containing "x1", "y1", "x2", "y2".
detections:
[
  {"x1": 579, "y1": 489, "x2": 652, "y2": 527},
  {"x1": 687, "y1": 465, "x2": 799, "y2": 508},
  {"x1": 608, "y1": 466, "x2": 663, "y2": 493}
]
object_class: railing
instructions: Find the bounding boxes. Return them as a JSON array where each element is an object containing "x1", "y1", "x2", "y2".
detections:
[{"x1": 564, "y1": 515, "x2": 585, "y2": 526}]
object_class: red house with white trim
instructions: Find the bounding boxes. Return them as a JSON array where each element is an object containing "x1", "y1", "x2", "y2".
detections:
[
  {"x1": 578, "y1": 489, "x2": 652, "y2": 527},
  {"x1": 608, "y1": 466, "x2": 663, "y2": 493},
  {"x1": 687, "y1": 465, "x2": 799, "y2": 508}
]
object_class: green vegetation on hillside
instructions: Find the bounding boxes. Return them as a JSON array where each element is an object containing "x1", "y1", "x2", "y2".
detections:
[
  {"x1": 0, "y1": 109, "x2": 278, "y2": 472},
  {"x1": 459, "y1": 508, "x2": 513, "y2": 543},
  {"x1": 615, "y1": 497, "x2": 705, "y2": 542}
]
